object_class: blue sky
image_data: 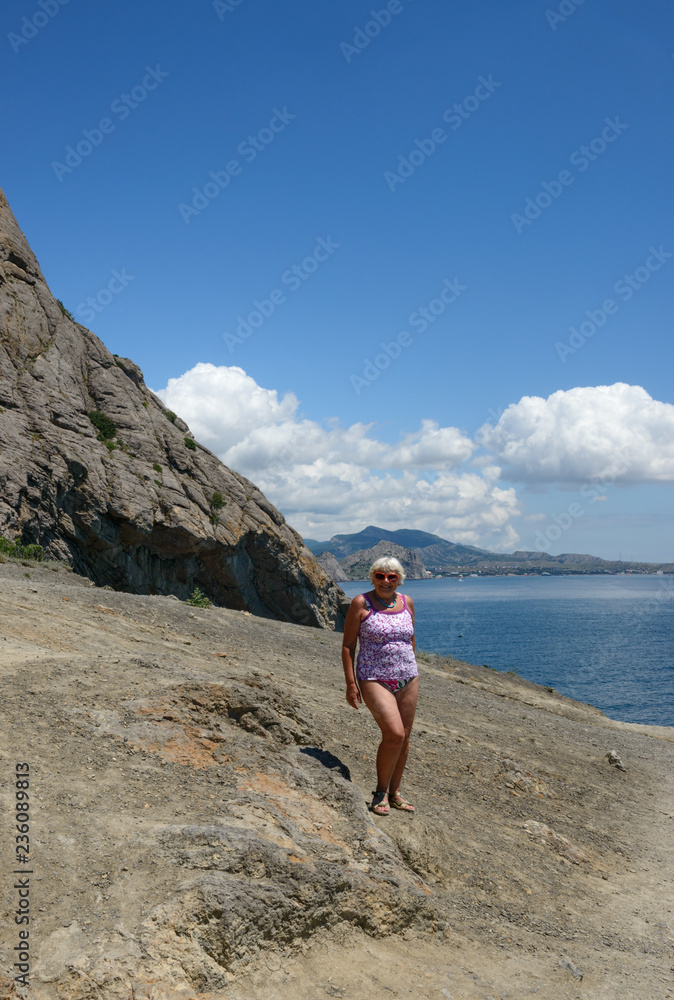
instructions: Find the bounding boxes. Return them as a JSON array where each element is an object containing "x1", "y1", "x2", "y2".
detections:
[{"x1": 2, "y1": 0, "x2": 673, "y2": 560}]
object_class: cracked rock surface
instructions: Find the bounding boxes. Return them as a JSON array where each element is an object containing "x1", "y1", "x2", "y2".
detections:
[
  {"x1": 0, "y1": 186, "x2": 345, "y2": 627},
  {"x1": 0, "y1": 560, "x2": 673, "y2": 999}
]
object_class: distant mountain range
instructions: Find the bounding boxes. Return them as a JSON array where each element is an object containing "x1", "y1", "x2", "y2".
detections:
[
  {"x1": 316, "y1": 540, "x2": 431, "y2": 582},
  {"x1": 305, "y1": 526, "x2": 673, "y2": 578}
]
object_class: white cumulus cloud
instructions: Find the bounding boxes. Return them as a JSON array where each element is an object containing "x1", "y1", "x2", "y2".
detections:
[
  {"x1": 154, "y1": 363, "x2": 520, "y2": 547},
  {"x1": 155, "y1": 363, "x2": 299, "y2": 453},
  {"x1": 478, "y1": 383, "x2": 674, "y2": 484}
]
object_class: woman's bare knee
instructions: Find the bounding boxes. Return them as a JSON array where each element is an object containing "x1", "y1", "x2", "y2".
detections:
[{"x1": 381, "y1": 727, "x2": 405, "y2": 746}]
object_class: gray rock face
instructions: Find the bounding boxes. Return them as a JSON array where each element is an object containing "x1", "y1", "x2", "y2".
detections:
[
  {"x1": 0, "y1": 187, "x2": 345, "y2": 627},
  {"x1": 317, "y1": 549, "x2": 350, "y2": 582},
  {"x1": 336, "y1": 540, "x2": 431, "y2": 582}
]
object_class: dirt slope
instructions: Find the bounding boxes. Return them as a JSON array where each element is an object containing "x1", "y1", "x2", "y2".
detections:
[{"x1": 0, "y1": 558, "x2": 672, "y2": 1000}]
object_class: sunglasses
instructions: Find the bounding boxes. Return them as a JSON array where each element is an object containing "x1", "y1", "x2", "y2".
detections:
[{"x1": 374, "y1": 573, "x2": 399, "y2": 582}]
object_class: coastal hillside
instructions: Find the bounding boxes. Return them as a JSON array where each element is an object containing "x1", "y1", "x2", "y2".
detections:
[
  {"x1": 319, "y1": 539, "x2": 431, "y2": 582},
  {"x1": 306, "y1": 526, "x2": 462, "y2": 558},
  {"x1": 309, "y1": 526, "x2": 674, "y2": 577},
  {"x1": 1, "y1": 557, "x2": 672, "y2": 999},
  {"x1": 0, "y1": 187, "x2": 344, "y2": 627}
]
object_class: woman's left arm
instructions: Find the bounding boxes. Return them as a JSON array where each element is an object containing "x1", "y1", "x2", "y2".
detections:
[{"x1": 407, "y1": 595, "x2": 416, "y2": 653}]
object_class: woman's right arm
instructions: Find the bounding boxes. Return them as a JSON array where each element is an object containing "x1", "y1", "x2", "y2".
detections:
[{"x1": 342, "y1": 596, "x2": 365, "y2": 709}]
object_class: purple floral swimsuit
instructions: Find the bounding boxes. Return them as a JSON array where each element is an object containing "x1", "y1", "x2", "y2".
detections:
[{"x1": 356, "y1": 592, "x2": 418, "y2": 693}]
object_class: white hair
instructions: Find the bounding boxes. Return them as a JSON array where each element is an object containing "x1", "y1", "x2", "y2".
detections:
[{"x1": 369, "y1": 556, "x2": 405, "y2": 584}]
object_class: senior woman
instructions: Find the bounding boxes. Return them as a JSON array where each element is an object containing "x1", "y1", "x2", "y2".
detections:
[{"x1": 341, "y1": 556, "x2": 418, "y2": 816}]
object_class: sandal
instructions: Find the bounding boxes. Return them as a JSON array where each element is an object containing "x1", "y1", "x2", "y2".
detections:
[
  {"x1": 370, "y1": 789, "x2": 389, "y2": 815},
  {"x1": 389, "y1": 791, "x2": 415, "y2": 812}
]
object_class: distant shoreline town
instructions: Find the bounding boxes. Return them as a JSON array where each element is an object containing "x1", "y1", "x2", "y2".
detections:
[{"x1": 308, "y1": 525, "x2": 673, "y2": 583}]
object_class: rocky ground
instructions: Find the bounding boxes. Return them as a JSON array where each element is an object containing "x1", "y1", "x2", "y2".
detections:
[{"x1": 0, "y1": 557, "x2": 673, "y2": 1000}]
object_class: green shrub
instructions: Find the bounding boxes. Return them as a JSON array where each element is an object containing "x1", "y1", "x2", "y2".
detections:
[
  {"x1": 0, "y1": 536, "x2": 44, "y2": 561},
  {"x1": 57, "y1": 299, "x2": 74, "y2": 321},
  {"x1": 23, "y1": 544, "x2": 44, "y2": 561},
  {"x1": 185, "y1": 587, "x2": 211, "y2": 608},
  {"x1": 142, "y1": 401, "x2": 148, "y2": 408},
  {"x1": 105, "y1": 440, "x2": 116, "y2": 452},
  {"x1": 184, "y1": 437, "x2": 196, "y2": 451},
  {"x1": 209, "y1": 513, "x2": 219, "y2": 525},
  {"x1": 165, "y1": 410, "x2": 177, "y2": 423},
  {"x1": 211, "y1": 491, "x2": 225, "y2": 509},
  {"x1": 88, "y1": 410, "x2": 117, "y2": 440},
  {"x1": 153, "y1": 463, "x2": 162, "y2": 475},
  {"x1": 154, "y1": 479, "x2": 162, "y2": 487}
]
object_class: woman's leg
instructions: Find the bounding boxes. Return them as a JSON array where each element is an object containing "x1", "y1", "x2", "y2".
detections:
[
  {"x1": 388, "y1": 677, "x2": 419, "y2": 796},
  {"x1": 360, "y1": 681, "x2": 406, "y2": 794}
]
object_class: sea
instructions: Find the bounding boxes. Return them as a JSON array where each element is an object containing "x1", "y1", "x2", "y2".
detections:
[{"x1": 341, "y1": 575, "x2": 674, "y2": 727}]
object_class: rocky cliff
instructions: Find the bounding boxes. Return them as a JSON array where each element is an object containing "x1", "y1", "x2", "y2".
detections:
[
  {"x1": 329, "y1": 540, "x2": 431, "y2": 582},
  {"x1": 317, "y1": 549, "x2": 350, "y2": 582},
  {"x1": 0, "y1": 187, "x2": 345, "y2": 627}
]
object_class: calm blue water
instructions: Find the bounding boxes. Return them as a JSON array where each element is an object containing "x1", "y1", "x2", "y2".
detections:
[{"x1": 341, "y1": 576, "x2": 674, "y2": 727}]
